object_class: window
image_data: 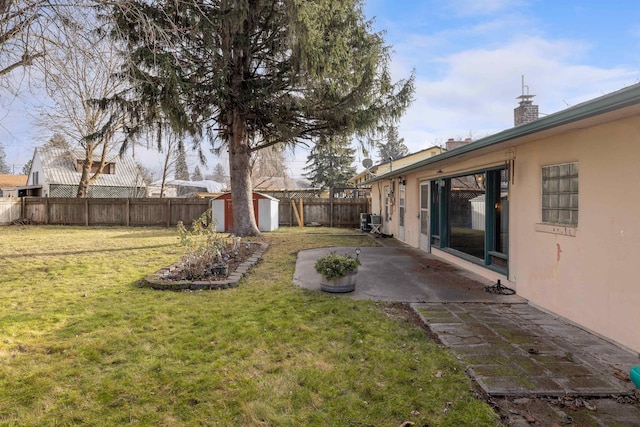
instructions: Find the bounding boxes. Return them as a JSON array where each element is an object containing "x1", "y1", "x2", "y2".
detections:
[
  {"x1": 431, "y1": 167, "x2": 509, "y2": 273},
  {"x1": 542, "y1": 162, "x2": 578, "y2": 226},
  {"x1": 32, "y1": 171, "x2": 39, "y2": 185},
  {"x1": 76, "y1": 161, "x2": 116, "y2": 174},
  {"x1": 448, "y1": 172, "x2": 486, "y2": 260}
]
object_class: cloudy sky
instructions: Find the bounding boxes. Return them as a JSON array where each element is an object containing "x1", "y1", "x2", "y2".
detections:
[
  {"x1": 290, "y1": 0, "x2": 640, "y2": 176},
  {"x1": 2, "y1": 0, "x2": 640, "y2": 178}
]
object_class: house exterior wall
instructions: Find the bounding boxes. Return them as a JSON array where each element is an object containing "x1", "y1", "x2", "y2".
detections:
[
  {"x1": 511, "y1": 115, "x2": 640, "y2": 353},
  {"x1": 371, "y1": 150, "x2": 505, "y2": 247},
  {"x1": 370, "y1": 113, "x2": 640, "y2": 352}
]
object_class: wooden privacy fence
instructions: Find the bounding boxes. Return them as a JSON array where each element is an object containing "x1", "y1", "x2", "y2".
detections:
[
  {"x1": 0, "y1": 198, "x2": 21, "y2": 224},
  {"x1": 20, "y1": 198, "x2": 210, "y2": 227},
  {"x1": 2, "y1": 196, "x2": 370, "y2": 229},
  {"x1": 280, "y1": 198, "x2": 369, "y2": 228}
]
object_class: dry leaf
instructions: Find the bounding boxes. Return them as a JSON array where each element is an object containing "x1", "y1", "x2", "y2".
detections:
[{"x1": 614, "y1": 371, "x2": 630, "y2": 381}]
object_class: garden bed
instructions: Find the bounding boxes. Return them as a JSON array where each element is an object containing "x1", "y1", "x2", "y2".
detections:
[{"x1": 141, "y1": 241, "x2": 268, "y2": 291}]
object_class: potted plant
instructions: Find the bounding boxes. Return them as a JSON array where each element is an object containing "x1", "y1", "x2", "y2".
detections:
[{"x1": 314, "y1": 249, "x2": 361, "y2": 293}]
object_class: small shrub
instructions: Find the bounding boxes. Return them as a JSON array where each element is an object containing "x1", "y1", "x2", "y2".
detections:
[
  {"x1": 314, "y1": 252, "x2": 361, "y2": 281},
  {"x1": 176, "y1": 210, "x2": 229, "y2": 280}
]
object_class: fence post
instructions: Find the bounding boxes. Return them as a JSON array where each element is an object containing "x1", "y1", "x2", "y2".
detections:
[
  {"x1": 291, "y1": 199, "x2": 302, "y2": 227},
  {"x1": 299, "y1": 198, "x2": 304, "y2": 226},
  {"x1": 330, "y1": 188, "x2": 334, "y2": 228},
  {"x1": 45, "y1": 198, "x2": 49, "y2": 225},
  {"x1": 166, "y1": 199, "x2": 171, "y2": 227},
  {"x1": 85, "y1": 199, "x2": 89, "y2": 226},
  {"x1": 125, "y1": 199, "x2": 130, "y2": 226}
]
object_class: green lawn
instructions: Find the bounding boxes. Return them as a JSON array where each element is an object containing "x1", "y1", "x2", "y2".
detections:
[{"x1": 0, "y1": 225, "x2": 499, "y2": 426}]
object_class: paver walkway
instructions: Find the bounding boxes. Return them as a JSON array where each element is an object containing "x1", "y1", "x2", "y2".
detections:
[{"x1": 414, "y1": 302, "x2": 637, "y2": 396}]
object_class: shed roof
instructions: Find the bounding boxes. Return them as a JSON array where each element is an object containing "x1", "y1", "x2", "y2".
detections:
[
  {"x1": 38, "y1": 147, "x2": 144, "y2": 187},
  {"x1": 151, "y1": 179, "x2": 225, "y2": 193}
]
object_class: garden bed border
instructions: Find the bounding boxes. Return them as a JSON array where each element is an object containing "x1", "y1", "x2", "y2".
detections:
[{"x1": 140, "y1": 242, "x2": 268, "y2": 291}]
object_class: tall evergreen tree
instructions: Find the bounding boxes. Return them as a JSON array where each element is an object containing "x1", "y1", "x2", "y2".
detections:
[
  {"x1": 44, "y1": 133, "x2": 70, "y2": 150},
  {"x1": 304, "y1": 135, "x2": 356, "y2": 189},
  {"x1": 105, "y1": 0, "x2": 414, "y2": 236},
  {"x1": 174, "y1": 143, "x2": 189, "y2": 180},
  {"x1": 22, "y1": 159, "x2": 33, "y2": 175},
  {"x1": 0, "y1": 142, "x2": 10, "y2": 173},
  {"x1": 211, "y1": 162, "x2": 227, "y2": 183},
  {"x1": 377, "y1": 125, "x2": 409, "y2": 162},
  {"x1": 191, "y1": 165, "x2": 203, "y2": 181}
]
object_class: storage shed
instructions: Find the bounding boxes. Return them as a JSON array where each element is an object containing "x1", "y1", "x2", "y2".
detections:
[{"x1": 211, "y1": 192, "x2": 279, "y2": 232}]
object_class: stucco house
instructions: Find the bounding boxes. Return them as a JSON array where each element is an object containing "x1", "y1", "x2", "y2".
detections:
[
  {"x1": 25, "y1": 147, "x2": 146, "y2": 197},
  {"x1": 366, "y1": 83, "x2": 640, "y2": 353}
]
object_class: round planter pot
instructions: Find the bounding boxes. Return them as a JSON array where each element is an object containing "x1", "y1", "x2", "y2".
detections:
[{"x1": 320, "y1": 270, "x2": 357, "y2": 293}]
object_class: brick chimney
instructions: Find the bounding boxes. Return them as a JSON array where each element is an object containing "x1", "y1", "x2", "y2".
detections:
[
  {"x1": 514, "y1": 76, "x2": 539, "y2": 126},
  {"x1": 445, "y1": 137, "x2": 472, "y2": 151}
]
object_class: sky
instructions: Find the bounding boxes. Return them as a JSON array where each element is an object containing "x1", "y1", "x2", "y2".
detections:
[{"x1": 2, "y1": 0, "x2": 640, "y2": 178}]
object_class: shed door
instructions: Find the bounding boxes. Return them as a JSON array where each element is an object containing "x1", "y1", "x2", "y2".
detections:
[{"x1": 224, "y1": 197, "x2": 259, "y2": 231}]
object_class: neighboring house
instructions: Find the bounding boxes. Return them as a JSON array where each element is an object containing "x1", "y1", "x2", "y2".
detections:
[
  {"x1": 349, "y1": 145, "x2": 443, "y2": 187},
  {"x1": 148, "y1": 179, "x2": 225, "y2": 198},
  {"x1": 25, "y1": 147, "x2": 146, "y2": 197},
  {"x1": 0, "y1": 174, "x2": 28, "y2": 197},
  {"x1": 367, "y1": 83, "x2": 640, "y2": 353}
]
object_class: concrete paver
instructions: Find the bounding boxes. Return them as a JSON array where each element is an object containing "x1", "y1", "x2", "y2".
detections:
[{"x1": 413, "y1": 302, "x2": 636, "y2": 397}]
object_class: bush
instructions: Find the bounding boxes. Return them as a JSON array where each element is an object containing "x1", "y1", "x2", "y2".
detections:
[
  {"x1": 314, "y1": 252, "x2": 361, "y2": 280},
  {"x1": 176, "y1": 210, "x2": 228, "y2": 280}
]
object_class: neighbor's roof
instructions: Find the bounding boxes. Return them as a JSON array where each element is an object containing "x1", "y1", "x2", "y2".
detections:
[
  {"x1": 0, "y1": 174, "x2": 28, "y2": 187},
  {"x1": 37, "y1": 147, "x2": 145, "y2": 187},
  {"x1": 368, "y1": 82, "x2": 640, "y2": 183},
  {"x1": 151, "y1": 179, "x2": 226, "y2": 193}
]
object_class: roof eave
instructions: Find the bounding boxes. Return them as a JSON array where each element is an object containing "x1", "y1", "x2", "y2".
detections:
[{"x1": 366, "y1": 83, "x2": 640, "y2": 183}]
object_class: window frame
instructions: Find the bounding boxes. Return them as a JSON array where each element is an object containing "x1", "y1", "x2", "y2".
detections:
[
  {"x1": 541, "y1": 162, "x2": 578, "y2": 227},
  {"x1": 431, "y1": 166, "x2": 509, "y2": 275}
]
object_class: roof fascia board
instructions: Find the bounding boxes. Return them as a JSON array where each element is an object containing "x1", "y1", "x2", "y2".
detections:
[{"x1": 367, "y1": 83, "x2": 640, "y2": 182}]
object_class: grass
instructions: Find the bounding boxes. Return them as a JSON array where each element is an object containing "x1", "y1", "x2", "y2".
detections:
[{"x1": 0, "y1": 225, "x2": 499, "y2": 426}]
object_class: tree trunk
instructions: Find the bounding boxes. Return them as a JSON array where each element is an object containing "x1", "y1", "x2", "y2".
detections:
[
  {"x1": 228, "y1": 109, "x2": 260, "y2": 237},
  {"x1": 77, "y1": 160, "x2": 91, "y2": 198}
]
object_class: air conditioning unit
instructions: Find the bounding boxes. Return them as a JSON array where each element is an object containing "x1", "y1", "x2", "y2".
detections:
[{"x1": 360, "y1": 213, "x2": 372, "y2": 231}]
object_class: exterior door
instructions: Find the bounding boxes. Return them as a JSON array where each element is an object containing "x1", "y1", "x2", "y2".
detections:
[
  {"x1": 398, "y1": 183, "x2": 405, "y2": 240},
  {"x1": 419, "y1": 181, "x2": 430, "y2": 251},
  {"x1": 383, "y1": 185, "x2": 390, "y2": 234}
]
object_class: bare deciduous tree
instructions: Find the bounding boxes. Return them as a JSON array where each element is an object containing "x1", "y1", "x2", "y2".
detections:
[
  {"x1": 0, "y1": 0, "x2": 52, "y2": 78},
  {"x1": 251, "y1": 145, "x2": 289, "y2": 190},
  {"x1": 36, "y1": 4, "x2": 127, "y2": 197}
]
